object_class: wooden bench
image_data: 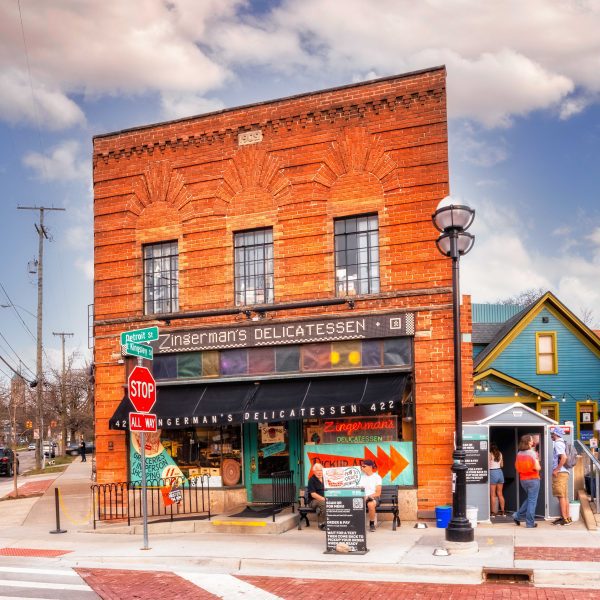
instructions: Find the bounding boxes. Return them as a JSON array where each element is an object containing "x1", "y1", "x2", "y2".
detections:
[
  {"x1": 375, "y1": 484, "x2": 401, "y2": 530},
  {"x1": 298, "y1": 485, "x2": 401, "y2": 530},
  {"x1": 297, "y1": 488, "x2": 317, "y2": 529}
]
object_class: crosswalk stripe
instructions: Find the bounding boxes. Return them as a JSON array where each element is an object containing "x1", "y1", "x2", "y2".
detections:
[
  {"x1": 0, "y1": 566, "x2": 78, "y2": 576},
  {"x1": 0, "y1": 580, "x2": 90, "y2": 591},
  {"x1": 0, "y1": 596, "x2": 55, "y2": 599},
  {"x1": 175, "y1": 572, "x2": 282, "y2": 600}
]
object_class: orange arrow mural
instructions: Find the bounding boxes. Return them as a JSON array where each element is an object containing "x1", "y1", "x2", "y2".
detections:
[
  {"x1": 390, "y1": 444, "x2": 409, "y2": 480},
  {"x1": 376, "y1": 446, "x2": 392, "y2": 479},
  {"x1": 307, "y1": 444, "x2": 410, "y2": 482}
]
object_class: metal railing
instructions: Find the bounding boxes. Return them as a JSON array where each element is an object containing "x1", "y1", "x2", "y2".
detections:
[
  {"x1": 271, "y1": 470, "x2": 296, "y2": 522},
  {"x1": 575, "y1": 440, "x2": 600, "y2": 513},
  {"x1": 91, "y1": 475, "x2": 211, "y2": 529}
]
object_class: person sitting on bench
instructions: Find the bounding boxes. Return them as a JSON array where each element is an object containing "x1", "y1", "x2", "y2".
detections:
[
  {"x1": 360, "y1": 459, "x2": 382, "y2": 532},
  {"x1": 307, "y1": 463, "x2": 326, "y2": 530}
]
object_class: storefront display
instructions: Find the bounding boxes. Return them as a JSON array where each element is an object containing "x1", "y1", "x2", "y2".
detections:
[{"x1": 130, "y1": 425, "x2": 243, "y2": 487}]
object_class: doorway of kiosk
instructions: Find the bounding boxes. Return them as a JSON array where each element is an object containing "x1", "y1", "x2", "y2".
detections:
[{"x1": 490, "y1": 425, "x2": 546, "y2": 520}]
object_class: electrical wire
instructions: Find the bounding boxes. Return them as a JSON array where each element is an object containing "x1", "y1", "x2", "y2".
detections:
[
  {"x1": 16, "y1": 0, "x2": 48, "y2": 180},
  {"x1": 0, "y1": 281, "x2": 36, "y2": 343},
  {"x1": 0, "y1": 331, "x2": 36, "y2": 378}
]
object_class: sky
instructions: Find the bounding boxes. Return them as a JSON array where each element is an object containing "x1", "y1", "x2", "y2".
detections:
[{"x1": 0, "y1": 0, "x2": 599, "y2": 385}]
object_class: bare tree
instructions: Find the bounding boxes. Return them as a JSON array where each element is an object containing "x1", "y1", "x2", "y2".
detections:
[
  {"x1": 494, "y1": 287, "x2": 547, "y2": 307},
  {"x1": 45, "y1": 353, "x2": 94, "y2": 454},
  {"x1": 578, "y1": 306, "x2": 599, "y2": 329}
]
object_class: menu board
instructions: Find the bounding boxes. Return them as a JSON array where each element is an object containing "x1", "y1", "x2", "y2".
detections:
[
  {"x1": 463, "y1": 433, "x2": 488, "y2": 484},
  {"x1": 324, "y1": 488, "x2": 367, "y2": 554}
]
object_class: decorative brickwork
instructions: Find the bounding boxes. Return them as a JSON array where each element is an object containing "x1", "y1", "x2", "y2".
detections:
[{"x1": 93, "y1": 66, "x2": 472, "y2": 511}]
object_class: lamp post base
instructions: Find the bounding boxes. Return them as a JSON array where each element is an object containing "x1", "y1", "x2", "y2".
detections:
[
  {"x1": 445, "y1": 518, "x2": 475, "y2": 543},
  {"x1": 444, "y1": 539, "x2": 479, "y2": 555}
]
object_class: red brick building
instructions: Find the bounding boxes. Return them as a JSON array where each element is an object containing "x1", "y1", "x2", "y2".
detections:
[{"x1": 93, "y1": 65, "x2": 473, "y2": 518}]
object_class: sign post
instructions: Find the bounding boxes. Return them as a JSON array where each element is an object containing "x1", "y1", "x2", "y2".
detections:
[{"x1": 123, "y1": 328, "x2": 158, "y2": 552}]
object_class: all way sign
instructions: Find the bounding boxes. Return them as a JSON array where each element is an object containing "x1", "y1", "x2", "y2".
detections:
[{"x1": 129, "y1": 412, "x2": 157, "y2": 432}]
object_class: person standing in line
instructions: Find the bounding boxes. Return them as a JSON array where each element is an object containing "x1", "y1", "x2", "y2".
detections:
[
  {"x1": 551, "y1": 427, "x2": 572, "y2": 526},
  {"x1": 306, "y1": 463, "x2": 326, "y2": 530},
  {"x1": 489, "y1": 443, "x2": 505, "y2": 516},
  {"x1": 79, "y1": 438, "x2": 87, "y2": 462},
  {"x1": 360, "y1": 459, "x2": 382, "y2": 532},
  {"x1": 513, "y1": 434, "x2": 541, "y2": 528}
]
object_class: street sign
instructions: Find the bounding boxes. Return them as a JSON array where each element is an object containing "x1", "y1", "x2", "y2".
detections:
[
  {"x1": 123, "y1": 341, "x2": 154, "y2": 360},
  {"x1": 128, "y1": 366, "x2": 156, "y2": 413},
  {"x1": 129, "y1": 412, "x2": 157, "y2": 432},
  {"x1": 120, "y1": 326, "x2": 159, "y2": 346}
]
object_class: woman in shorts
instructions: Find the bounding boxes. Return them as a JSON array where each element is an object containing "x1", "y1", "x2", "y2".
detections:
[{"x1": 489, "y1": 444, "x2": 505, "y2": 516}]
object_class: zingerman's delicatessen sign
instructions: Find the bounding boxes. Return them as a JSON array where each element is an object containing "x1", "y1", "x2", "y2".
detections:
[
  {"x1": 153, "y1": 312, "x2": 415, "y2": 353},
  {"x1": 111, "y1": 312, "x2": 415, "y2": 429}
]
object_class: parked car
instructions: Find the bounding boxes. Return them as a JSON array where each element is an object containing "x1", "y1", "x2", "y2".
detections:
[
  {"x1": 27, "y1": 442, "x2": 36, "y2": 451},
  {"x1": 0, "y1": 448, "x2": 19, "y2": 476},
  {"x1": 43, "y1": 442, "x2": 57, "y2": 458},
  {"x1": 66, "y1": 441, "x2": 95, "y2": 456}
]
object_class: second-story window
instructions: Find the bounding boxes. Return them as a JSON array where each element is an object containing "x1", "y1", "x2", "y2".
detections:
[
  {"x1": 144, "y1": 241, "x2": 179, "y2": 314},
  {"x1": 335, "y1": 214, "x2": 380, "y2": 296},
  {"x1": 234, "y1": 228, "x2": 274, "y2": 305}
]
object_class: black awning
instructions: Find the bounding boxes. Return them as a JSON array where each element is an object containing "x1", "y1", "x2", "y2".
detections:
[
  {"x1": 244, "y1": 374, "x2": 409, "y2": 423},
  {"x1": 109, "y1": 374, "x2": 410, "y2": 429},
  {"x1": 109, "y1": 382, "x2": 257, "y2": 430}
]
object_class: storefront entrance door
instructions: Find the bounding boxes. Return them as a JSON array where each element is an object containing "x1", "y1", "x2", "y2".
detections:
[{"x1": 244, "y1": 421, "x2": 302, "y2": 502}]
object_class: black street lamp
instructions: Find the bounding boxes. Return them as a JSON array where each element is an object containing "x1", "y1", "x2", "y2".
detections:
[{"x1": 432, "y1": 201, "x2": 475, "y2": 544}]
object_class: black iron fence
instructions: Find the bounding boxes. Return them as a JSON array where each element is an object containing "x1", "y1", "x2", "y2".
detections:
[
  {"x1": 270, "y1": 470, "x2": 295, "y2": 522},
  {"x1": 91, "y1": 475, "x2": 211, "y2": 529}
]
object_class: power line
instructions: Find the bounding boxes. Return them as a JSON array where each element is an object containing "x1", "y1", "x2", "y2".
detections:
[
  {"x1": 17, "y1": 205, "x2": 65, "y2": 469},
  {"x1": 0, "y1": 354, "x2": 36, "y2": 386},
  {"x1": 0, "y1": 281, "x2": 36, "y2": 343},
  {"x1": 0, "y1": 332, "x2": 35, "y2": 378}
]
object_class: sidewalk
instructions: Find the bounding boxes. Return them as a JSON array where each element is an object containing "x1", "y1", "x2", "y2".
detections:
[{"x1": 0, "y1": 460, "x2": 599, "y2": 589}]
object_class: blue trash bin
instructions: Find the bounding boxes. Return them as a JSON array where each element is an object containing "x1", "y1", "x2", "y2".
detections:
[{"x1": 435, "y1": 505, "x2": 452, "y2": 528}]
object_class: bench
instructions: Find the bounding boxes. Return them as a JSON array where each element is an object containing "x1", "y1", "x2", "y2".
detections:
[
  {"x1": 297, "y1": 488, "x2": 317, "y2": 530},
  {"x1": 298, "y1": 484, "x2": 401, "y2": 530},
  {"x1": 376, "y1": 484, "x2": 401, "y2": 530}
]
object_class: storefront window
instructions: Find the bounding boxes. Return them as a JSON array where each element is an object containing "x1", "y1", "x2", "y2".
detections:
[
  {"x1": 257, "y1": 422, "x2": 289, "y2": 477},
  {"x1": 152, "y1": 426, "x2": 244, "y2": 487}
]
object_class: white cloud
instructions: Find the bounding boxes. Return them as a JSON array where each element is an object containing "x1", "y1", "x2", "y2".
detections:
[
  {"x1": 0, "y1": 68, "x2": 85, "y2": 130},
  {"x1": 560, "y1": 95, "x2": 591, "y2": 120},
  {"x1": 453, "y1": 123, "x2": 509, "y2": 167},
  {"x1": 23, "y1": 140, "x2": 88, "y2": 182},
  {"x1": 160, "y1": 93, "x2": 226, "y2": 120},
  {"x1": 75, "y1": 257, "x2": 94, "y2": 281},
  {"x1": 462, "y1": 198, "x2": 600, "y2": 325},
  {"x1": 2, "y1": 1, "x2": 600, "y2": 130}
]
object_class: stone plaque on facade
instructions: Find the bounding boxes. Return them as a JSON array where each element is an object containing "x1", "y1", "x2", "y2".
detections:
[{"x1": 238, "y1": 129, "x2": 263, "y2": 145}]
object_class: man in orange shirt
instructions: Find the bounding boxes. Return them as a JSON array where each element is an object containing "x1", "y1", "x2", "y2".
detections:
[{"x1": 513, "y1": 434, "x2": 541, "y2": 528}]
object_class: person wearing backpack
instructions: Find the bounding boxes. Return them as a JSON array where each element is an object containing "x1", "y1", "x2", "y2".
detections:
[{"x1": 551, "y1": 426, "x2": 572, "y2": 526}]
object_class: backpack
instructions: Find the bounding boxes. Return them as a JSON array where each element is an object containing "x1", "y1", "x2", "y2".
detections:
[{"x1": 564, "y1": 441, "x2": 578, "y2": 469}]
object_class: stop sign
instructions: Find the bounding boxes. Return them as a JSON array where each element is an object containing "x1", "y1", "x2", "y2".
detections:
[{"x1": 128, "y1": 366, "x2": 156, "y2": 413}]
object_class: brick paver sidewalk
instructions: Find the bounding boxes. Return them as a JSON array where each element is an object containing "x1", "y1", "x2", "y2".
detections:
[
  {"x1": 76, "y1": 568, "x2": 218, "y2": 600},
  {"x1": 4, "y1": 478, "x2": 54, "y2": 499}
]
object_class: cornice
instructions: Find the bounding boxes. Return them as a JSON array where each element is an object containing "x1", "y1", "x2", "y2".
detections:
[{"x1": 93, "y1": 88, "x2": 444, "y2": 165}]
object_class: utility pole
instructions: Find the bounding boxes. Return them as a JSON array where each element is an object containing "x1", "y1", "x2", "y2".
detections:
[
  {"x1": 18, "y1": 205, "x2": 65, "y2": 469},
  {"x1": 53, "y1": 331, "x2": 73, "y2": 456}
]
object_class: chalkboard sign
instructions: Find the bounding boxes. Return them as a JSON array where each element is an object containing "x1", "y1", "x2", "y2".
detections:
[
  {"x1": 463, "y1": 433, "x2": 488, "y2": 484},
  {"x1": 324, "y1": 488, "x2": 368, "y2": 554}
]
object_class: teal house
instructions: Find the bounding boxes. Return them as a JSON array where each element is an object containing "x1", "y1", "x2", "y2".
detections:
[{"x1": 472, "y1": 292, "x2": 600, "y2": 443}]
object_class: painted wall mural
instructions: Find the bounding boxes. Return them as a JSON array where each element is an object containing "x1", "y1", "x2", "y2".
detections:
[{"x1": 304, "y1": 441, "x2": 414, "y2": 486}]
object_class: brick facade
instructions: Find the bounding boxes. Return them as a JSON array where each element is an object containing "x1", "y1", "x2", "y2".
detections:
[{"x1": 93, "y1": 66, "x2": 473, "y2": 512}]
